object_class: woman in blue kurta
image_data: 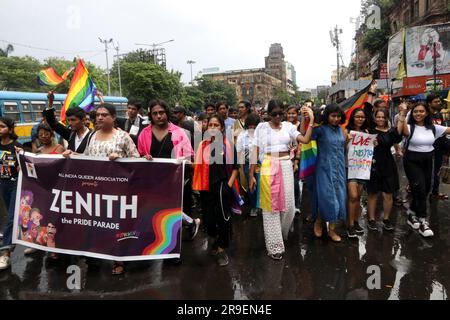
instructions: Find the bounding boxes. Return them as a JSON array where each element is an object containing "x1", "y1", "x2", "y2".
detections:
[{"x1": 303, "y1": 104, "x2": 347, "y2": 242}]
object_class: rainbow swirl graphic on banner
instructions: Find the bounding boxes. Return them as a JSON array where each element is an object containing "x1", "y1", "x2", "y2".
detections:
[{"x1": 142, "y1": 209, "x2": 182, "y2": 255}]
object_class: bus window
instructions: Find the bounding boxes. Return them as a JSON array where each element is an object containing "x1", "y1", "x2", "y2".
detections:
[
  {"x1": 53, "y1": 102, "x2": 62, "y2": 121},
  {"x1": 21, "y1": 101, "x2": 33, "y2": 122},
  {"x1": 31, "y1": 101, "x2": 46, "y2": 122},
  {"x1": 3, "y1": 102, "x2": 20, "y2": 122},
  {"x1": 115, "y1": 103, "x2": 127, "y2": 118}
]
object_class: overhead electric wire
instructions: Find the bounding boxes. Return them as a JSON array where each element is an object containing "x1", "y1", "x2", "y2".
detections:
[{"x1": 0, "y1": 39, "x2": 103, "y2": 55}]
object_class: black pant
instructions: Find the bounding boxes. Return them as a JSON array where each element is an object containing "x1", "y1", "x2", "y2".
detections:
[
  {"x1": 294, "y1": 175, "x2": 300, "y2": 209},
  {"x1": 432, "y1": 150, "x2": 444, "y2": 195},
  {"x1": 183, "y1": 180, "x2": 192, "y2": 218},
  {"x1": 403, "y1": 151, "x2": 433, "y2": 218},
  {"x1": 200, "y1": 182, "x2": 232, "y2": 249},
  {"x1": 183, "y1": 165, "x2": 193, "y2": 219}
]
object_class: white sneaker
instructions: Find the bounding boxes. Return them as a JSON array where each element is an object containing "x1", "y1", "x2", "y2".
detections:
[
  {"x1": 0, "y1": 255, "x2": 10, "y2": 270},
  {"x1": 24, "y1": 248, "x2": 37, "y2": 255},
  {"x1": 419, "y1": 219, "x2": 434, "y2": 238},
  {"x1": 0, "y1": 232, "x2": 3, "y2": 239},
  {"x1": 407, "y1": 214, "x2": 420, "y2": 230}
]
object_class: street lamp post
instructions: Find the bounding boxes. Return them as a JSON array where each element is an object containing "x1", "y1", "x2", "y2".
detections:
[
  {"x1": 99, "y1": 37, "x2": 113, "y2": 96},
  {"x1": 113, "y1": 42, "x2": 122, "y2": 97},
  {"x1": 187, "y1": 60, "x2": 196, "y2": 85}
]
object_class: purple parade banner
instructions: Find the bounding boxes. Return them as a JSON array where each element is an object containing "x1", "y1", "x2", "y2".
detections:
[{"x1": 12, "y1": 153, "x2": 185, "y2": 261}]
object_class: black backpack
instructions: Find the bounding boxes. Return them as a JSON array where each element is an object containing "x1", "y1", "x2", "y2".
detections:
[
  {"x1": 405, "y1": 123, "x2": 450, "y2": 153},
  {"x1": 434, "y1": 134, "x2": 450, "y2": 153}
]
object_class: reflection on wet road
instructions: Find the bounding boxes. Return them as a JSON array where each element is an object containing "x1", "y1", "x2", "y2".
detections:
[{"x1": 1, "y1": 184, "x2": 449, "y2": 300}]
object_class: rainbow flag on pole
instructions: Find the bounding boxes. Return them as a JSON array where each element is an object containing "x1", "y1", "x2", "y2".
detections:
[
  {"x1": 37, "y1": 67, "x2": 74, "y2": 87},
  {"x1": 61, "y1": 59, "x2": 97, "y2": 122}
]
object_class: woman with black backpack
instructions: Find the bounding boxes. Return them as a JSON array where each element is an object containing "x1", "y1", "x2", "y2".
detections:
[{"x1": 397, "y1": 102, "x2": 450, "y2": 238}]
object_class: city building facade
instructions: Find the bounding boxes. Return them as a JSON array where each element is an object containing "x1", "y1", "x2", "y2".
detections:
[{"x1": 203, "y1": 44, "x2": 296, "y2": 107}]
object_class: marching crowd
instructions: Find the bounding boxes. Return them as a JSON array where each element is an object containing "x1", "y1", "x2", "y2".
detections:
[{"x1": 0, "y1": 88, "x2": 449, "y2": 275}]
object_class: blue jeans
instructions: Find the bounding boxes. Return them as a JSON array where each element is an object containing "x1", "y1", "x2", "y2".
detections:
[{"x1": 1, "y1": 179, "x2": 17, "y2": 251}]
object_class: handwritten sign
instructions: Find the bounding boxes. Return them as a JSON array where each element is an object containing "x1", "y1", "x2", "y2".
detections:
[{"x1": 347, "y1": 131, "x2": 377, "y2": 180}]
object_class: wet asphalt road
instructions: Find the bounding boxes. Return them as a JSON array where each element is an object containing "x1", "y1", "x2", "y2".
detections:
[{"x1": 0, "y1": 182, "x2": 449, "y2": 300}]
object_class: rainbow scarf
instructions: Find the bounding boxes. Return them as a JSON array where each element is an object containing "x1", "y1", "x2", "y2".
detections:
[
  {"x1": 61, "y1": 59, "x2": 97, "y2": 122},
  {"x1": 37, "y1": 67, "x2": 74, "y2": 87},
  {"x1": 256, "y1": 155, "x2": 286, "y2": 213},
  {"x1": 193, "y1": 137, "x2": 243, "y2": 214}
]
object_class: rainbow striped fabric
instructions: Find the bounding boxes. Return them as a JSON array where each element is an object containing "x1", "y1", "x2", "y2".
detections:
[
  {"x1": 142, "y1": 209, "x2": 182, "y2": 255},
  {"x1": 37, "y1": 67, "x2": 73, "y2": 87},
  {"x1": 256, "y1": 155, "x2": 286, "y2": 213},
  {"x1": 61, "y1": 59, "x2": 97, "y2": 122},
  {"x1": 299, "y1": 140, "x2": 318, "y2": 179},
  {"x1": 339, "y1": 83, "x2": 371, "y2": 127}
]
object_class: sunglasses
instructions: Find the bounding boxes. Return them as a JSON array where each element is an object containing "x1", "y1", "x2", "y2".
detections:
[{"x1": 270, "y1": 111, "x2": 284, "y2": 117}]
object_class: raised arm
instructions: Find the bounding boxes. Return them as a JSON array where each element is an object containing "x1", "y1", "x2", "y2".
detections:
[
  {"x1": 297, "y1": 107, "x2": 315, "y2": 144},
  {"x1": 96, "y1": 91, "x2": 105, "y2": 104},
  {"x1": 367, "y1": 80, "x2": 377, "y2": 105},
  {"x1": 397, "y1": 102, "x2": 409, "y2": 136}
]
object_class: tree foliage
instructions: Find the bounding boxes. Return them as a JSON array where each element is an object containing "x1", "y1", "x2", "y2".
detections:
[
  {"x1": 120, "y1": 49, "x2": 155, "y2": 64},
  {"x1": 197, "y1": 78, "x2": 237, "y2": 107},
  {"x1": 273, "y1": 87, "x2": 311, "y2": 106},
  {"x1": 0, "y1": 56, "x2": 41, "y2": 91},
  {"x1": 0, "y1": 44, "x2": 14, "y2": 57},
  {"x1": 113, "y1": 61, "x2": 183, "y2": 108},
  {"x1": 178, "y1": 78, "x2": 238, "y2": 112},
  {"x1": 0, "y1": 50, "x2": 237, "y2": 113},
  {"x1": 0, "y1": 55, "x2": 110, "y2": 95},
  {"x1": 41, "y1": 57, "x2": 111, "y2": 94},
  {"x1": 360, "y1": 0, "x2": 398, "y2": 55}
]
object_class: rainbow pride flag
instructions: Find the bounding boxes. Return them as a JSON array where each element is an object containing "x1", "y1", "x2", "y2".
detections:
[
  {"x1": 61, "y1": 59, "x2": 97, "y2": 122},
  {"x1": 299, "y1": 140, "x2": 318, "y2": 179},
  {"x1": 37, "y1": 67, "x2": 74, "y2": 87},
  {"x1": 339, "y1": 82, "x2": 371, "y2": 127}
]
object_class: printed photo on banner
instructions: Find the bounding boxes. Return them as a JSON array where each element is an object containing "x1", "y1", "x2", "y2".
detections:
[{"x1": 25, "y1": 162, "x2": 37, "y2": 179}]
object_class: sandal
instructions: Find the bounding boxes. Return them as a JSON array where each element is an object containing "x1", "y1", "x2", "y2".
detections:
[
  {"x1": 432, "y1": 193, "x2": 449, "y2": 200},
  {"x1": 314, "y1": 221, "x2": 323, "y2": 238},
  {"x1": 112, "y1": 263, "x2": 125, "y2": 275},
  {"x1": 328, "y1": 230, "x2": 342, "y2": 243}
]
